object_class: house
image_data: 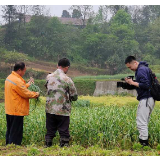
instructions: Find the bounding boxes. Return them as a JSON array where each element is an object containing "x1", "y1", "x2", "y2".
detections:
[
  {"x1": 25, "y1": 15, "x2": 88, "y2": 27},
  {"x1": 57, "y1": 17, "x2": 87, "y2": 27}
]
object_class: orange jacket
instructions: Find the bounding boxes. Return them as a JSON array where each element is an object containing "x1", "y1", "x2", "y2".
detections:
[{"x1": 5, "y1": 71, "x2": 38, "y2": 116}]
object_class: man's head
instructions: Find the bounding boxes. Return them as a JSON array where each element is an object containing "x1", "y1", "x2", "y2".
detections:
[
  {"x1": 14, "y1": 62, "x2": 26, "y2": 77},
  {"x1": 57, "y1": 58, "x2": 70, "y2": 74},
  {"x1": 125, "y1": 56, "x2": 139, "y2": 71}
]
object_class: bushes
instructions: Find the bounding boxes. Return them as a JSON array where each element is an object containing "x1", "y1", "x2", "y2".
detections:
[
  {"x1": 34, "y1": 79, "x2": 96, "y2": 96},
  {"x1": 34, "y1": 79, "x2": 97, "y2": 96},
  {"x1": 0, "y1": 78, "x2": 96, "y2": 102},
  {"x1": 0, "y1": 79, "x2": 5, "y2": 100},
  {"x1": 71, "y1": 64, "x2": 109, "y2": 75},
  {"x1": 24, "y1": 69, "x2": 47, "y2": 80},
  {"x1": 73, "y1": 79, "x2": 96, "y2": 96},
  {"x1": 34, "y1": 80, "x2": 47, "y2": 96}
]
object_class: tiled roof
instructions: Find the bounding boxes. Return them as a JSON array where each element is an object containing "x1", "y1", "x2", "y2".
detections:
[
  {"x1": 24, "y1": 15, "x2": 87, "y2": 26},
  {"x1": 57, "y1": 17, "x2": 87, "y2": 26}
]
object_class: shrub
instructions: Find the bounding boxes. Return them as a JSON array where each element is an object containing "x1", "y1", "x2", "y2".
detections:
[{"x1": 73, "y1": 79, "x2": 96, "y2": 95}]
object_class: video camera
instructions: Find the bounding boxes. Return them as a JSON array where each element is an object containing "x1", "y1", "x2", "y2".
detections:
[{"x1": 117, "y1": 76, "x2": 137, "y2": 90}]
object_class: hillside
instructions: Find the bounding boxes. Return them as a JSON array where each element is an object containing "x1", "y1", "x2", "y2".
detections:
[{"x1": 25, "y1": 61, "x2": 91, "y2": 78}]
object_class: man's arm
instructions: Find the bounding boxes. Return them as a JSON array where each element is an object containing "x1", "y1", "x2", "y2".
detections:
[
  {"x1": 125, "y1": 78, "x2": 139, "y2": 87},
  {"x1": 15, "y1": 80, "x2": 39, "y2": 99},
  {"x1": 68, "y1": 79, "x2": 78, "y2": 101},
  {"x1": 125, "y1": 68, "x2": 150, "y2": 89}
]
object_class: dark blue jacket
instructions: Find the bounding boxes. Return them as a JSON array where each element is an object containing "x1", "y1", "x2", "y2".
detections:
[{"x1": 135, "y1": 61, "x2": 152, "y2": 101}]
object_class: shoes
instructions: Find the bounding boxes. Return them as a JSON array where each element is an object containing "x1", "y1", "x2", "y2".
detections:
[
  {"x1": 45, "y1": 141, "x2": 52, "y2": 148},
  {"x1": 45, "y1": 138, "x2": 69, "y2": 148},
  {"x1": 60, "y1": 138, "x2": 69, "y2": 147},
  {"x1": 139, "y1": 138, "x2": 148, "y2": 146}
]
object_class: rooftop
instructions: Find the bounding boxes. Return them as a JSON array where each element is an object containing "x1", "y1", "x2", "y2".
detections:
[{"x1": 25, "y1": 15, "x2": 87, "y2": 26}]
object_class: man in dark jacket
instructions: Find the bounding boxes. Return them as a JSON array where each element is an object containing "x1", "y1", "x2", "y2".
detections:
[{"x1": 125, "y1": 56, "x2": 155, "y2": 146}]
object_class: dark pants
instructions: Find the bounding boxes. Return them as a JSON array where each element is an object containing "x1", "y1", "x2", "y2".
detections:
[
  {"x1": 6, "y1": 114, "x2": 24, "y2": 145},
  {"x1": 45, "y1": 113, "x2": 70, "y2": 142}
]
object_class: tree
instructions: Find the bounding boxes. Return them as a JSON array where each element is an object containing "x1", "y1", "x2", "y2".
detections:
[
  {"x1": 31, "y1": 5, "x2": 45, "y2": 16},
  {"x1": 149, "y1": 5, "x2": 160, "y2": 20},
  {"x1": 61, "y1": 10, "x2": 71, "y2": 18},
  {"x1": 93, "y1": 6, "x2": 108, "y2": 24},
  {"x1": 2, "y1": 5, "x2": 17, "y2": 25},
  {"x1": 2, "y1": 5, "x2": 17, "y2": 49},
  {"x1": 107, "y1": 10, "x2": 140, "y2": 73},
  {"x1": 148, "y1": 17, "x2": 160, "y2": 59},
  {"x1": 72, "y1": 9, "x2": 82, "y2": 18},
  {"x1": 16, "y1": 5, "x2": 31, "y2": 26},
  {"x1": 106, "y1": 5, "x2": 129, "y2": 16},
  {"x1": 140, "y1": 5, "x2": 152, "y2": 26},
  {"x1": 70, "y1": 5, "x2": 94, "y2": 27}
]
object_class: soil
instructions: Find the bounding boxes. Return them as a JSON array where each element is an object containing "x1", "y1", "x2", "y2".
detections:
[{"x1": 25, "y1": 61, "x2": 89, "y2": 78}]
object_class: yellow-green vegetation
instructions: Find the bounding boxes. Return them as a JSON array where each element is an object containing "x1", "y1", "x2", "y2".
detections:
[
  {"x1": 0, "y1": 144, "x2": 160, "y2": 156},
  {"x1": 0, "y1": 79, "x2": 4, "y2": 100},
  {"x1": 79, "y1": 95, "x2": 160, "y2": 107},
  {"x1": 1, "y1": 96, "x2": 160, "y2": 155},
  {"x1": 79, "y1": 95, "x2": 138, "y2": 106}
]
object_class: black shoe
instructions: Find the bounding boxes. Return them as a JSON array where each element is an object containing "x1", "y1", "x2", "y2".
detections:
[
  {"x1": 60, "y1": 138, "x2": 69, "y2": 147},
  {"x1": 45, "y1": 141, "x2": 52, "y2": 147},
  {"x1": 139, "y1": 138, "x2": 148, "y2": 146}
]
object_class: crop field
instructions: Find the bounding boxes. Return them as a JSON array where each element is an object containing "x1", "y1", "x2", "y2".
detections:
[{"x1": 1, "y1": 96, "x2": 160, "y2": 156}]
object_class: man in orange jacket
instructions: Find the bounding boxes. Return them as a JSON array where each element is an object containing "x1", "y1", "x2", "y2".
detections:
[{"x1": 5, "y1": 62, "x2": 39, "y2": 145}]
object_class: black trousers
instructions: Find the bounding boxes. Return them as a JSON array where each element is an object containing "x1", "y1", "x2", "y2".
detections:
[
  {"x1": 6, "y1": 114, "x2": 24, "y2": 145},
  {"x1": 45, "y1": 113, "x2": 70, "y2": 142}
]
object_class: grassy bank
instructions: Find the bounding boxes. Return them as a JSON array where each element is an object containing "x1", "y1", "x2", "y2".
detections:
[{"x1": 0, "y1": 79, "x2": 96, "y2": 101}]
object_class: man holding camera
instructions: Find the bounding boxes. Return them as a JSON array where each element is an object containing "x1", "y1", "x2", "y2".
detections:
[{"x1": 125, "y1": 56, "x2": 155, "y2": 146}]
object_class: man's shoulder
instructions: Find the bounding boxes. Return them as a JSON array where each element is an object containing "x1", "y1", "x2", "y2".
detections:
[
  {"x1": 6, "y1": 73, "x2": 21, "y2": 83},
  {"x1": 138, "y1": 65, "x2": 149, "y2": 72},
  {"x1": 137, "y1": 66, "x2": 150, "y2": 78}
]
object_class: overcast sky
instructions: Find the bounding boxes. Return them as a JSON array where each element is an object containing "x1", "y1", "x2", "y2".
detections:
[
  {"x1": 46, "y1": 5, "x2": 99, "y2": 17},
  {"x1": 0, "y1": 5, "x2": 100, "y2": 25}
]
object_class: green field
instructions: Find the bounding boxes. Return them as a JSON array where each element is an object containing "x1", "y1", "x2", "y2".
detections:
[{"x1": 1, "y1": 96, "x2": 160, "y2": 155}]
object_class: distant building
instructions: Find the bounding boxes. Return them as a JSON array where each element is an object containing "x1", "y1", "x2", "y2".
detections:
[
  {"x1": 24, "y1": 15, "x2": 88, "y2": 27},
  {"x1": 57, "y1": 17, "x2": 87, "y2": 27},
  {"x1": 25, "y1": 15, "x2": 32, "y2": 23}
]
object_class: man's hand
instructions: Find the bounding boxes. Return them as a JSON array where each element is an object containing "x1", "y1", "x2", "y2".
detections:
[
  {"x1": 125, "y1": 78, "x2": 139, "y2": 87},
  {"x1": 28, "y1": 77, "x2": 34, "y2": 85},
  {"x1": 125, "y1": 78, "x2": 133, "y2": 85},
  {"x1": 35, "y1": 92, "x2": 40, "y2": 98}
]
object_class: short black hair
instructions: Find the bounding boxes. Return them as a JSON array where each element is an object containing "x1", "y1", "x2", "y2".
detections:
[
  {"x1": 58, "y1": 58, "x2": 70, "y2": 68},
  {"x1": 125, "y1": 56, "x2": 136, "y2": 64},
  {"x1": 14, "y1": 62, "x2": 25, "y2": 71}
]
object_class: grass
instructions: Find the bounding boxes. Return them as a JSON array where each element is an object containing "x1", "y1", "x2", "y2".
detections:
[
  {"x1": 1, "y1": 96, "x2": 160, "y2": 155},
  {"x1": 1, "y1": 144, "x2": 160, "y2": 156},
  {"x1": 79, "y1": 95, "x2": 139, "y2": 107},
  {"x1": 73, "y1": 74, "x2": 134, "y2": 81},
  {"x1": 73, "y1": 73, "x2": 160, "y2": 81}
]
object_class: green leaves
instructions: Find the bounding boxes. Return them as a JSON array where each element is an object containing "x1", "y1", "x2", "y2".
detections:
[{"x1": 28, "y1": 83, "x2": 42, "y2": 111}]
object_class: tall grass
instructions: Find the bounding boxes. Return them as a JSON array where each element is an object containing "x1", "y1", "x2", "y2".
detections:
[{"x1": 1, "y1": 97, "x2": 160, "y2": 149}]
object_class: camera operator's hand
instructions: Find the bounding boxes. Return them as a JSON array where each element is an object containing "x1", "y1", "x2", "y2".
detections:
[
  {"x1": 125, "y1": 78, "x2": 139, "y2": 88},
  {"x1": 125, "y1": 78, "x2": 133, "y2": 85}
]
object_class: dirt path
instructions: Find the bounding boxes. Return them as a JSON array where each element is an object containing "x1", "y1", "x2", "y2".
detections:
[{"x1": 26, "y1": 61, "x2": 89, "y2": 77}]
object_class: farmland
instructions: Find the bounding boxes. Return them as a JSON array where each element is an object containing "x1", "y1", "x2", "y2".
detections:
[{"x1": 1, "y1": 96, "x2": 160, "y2": 155}]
